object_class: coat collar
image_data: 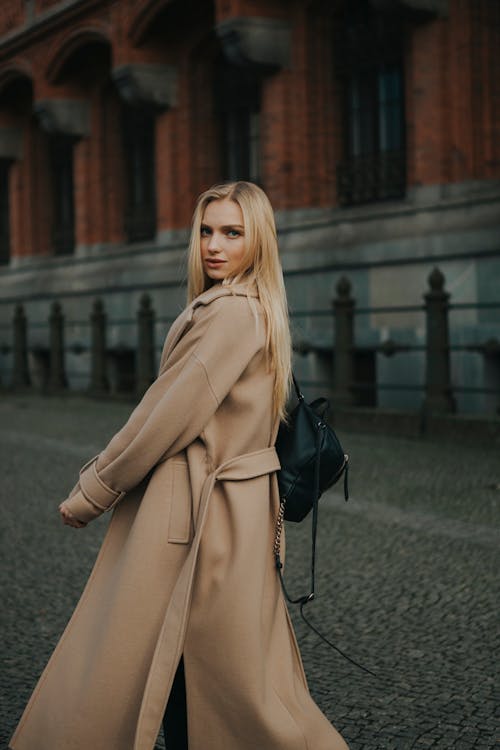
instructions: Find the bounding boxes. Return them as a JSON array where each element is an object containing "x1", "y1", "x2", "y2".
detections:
[
  {"x1": 159, "y1": 283, "x2": 258, "y2": 371},
  {"x1": 190, "y1": 281, "x2": 258, "y2": 310}
]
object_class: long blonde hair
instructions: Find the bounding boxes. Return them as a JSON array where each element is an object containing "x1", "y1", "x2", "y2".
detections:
[{"x1": 187, "y1": 181, "x2": 291, "y2": 421}]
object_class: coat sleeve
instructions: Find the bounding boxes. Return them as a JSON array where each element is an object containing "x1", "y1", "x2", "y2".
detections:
[{"x1": 62, "y1": 296, "x2": 265, "y2": 524}]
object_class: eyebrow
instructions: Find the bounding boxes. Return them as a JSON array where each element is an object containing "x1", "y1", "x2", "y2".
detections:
[{"x1": 201, "y1": 223, "x2": 245, "y2": 230}]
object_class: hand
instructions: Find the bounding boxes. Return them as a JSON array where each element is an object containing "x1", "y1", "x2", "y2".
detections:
[{"x1": 58, "y1": 503, "x2": 87, "y2": 529}]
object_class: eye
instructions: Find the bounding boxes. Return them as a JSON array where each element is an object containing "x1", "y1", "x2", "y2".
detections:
[
  {"x1": 227, "y1": 229, "x2": 241, "y2": 238},
  {"x1": 200, "y1": 225, "x2": 211, "y2": 237}
]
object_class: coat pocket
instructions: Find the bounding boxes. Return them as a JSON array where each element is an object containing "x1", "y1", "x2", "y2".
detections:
[{"x1": 168, "y1": 460, "x2": 193, "y2": 544}]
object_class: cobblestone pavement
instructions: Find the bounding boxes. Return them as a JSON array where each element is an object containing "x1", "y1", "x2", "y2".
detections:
[{"x1": 1, "y1": 394, "x2": 499, "y2": 750}]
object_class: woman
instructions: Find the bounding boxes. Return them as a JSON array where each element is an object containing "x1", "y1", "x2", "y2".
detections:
[{"x1": 10, "y1": 181, "x2": 349, "y2": 750}]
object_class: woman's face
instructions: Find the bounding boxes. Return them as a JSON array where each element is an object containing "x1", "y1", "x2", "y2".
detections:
[{"x1": 200, "y1": 199, "x2": 247, "y2": 282}]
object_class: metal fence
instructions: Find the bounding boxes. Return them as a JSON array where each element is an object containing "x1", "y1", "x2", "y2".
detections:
[
  {"x1": 1, "y1": 268, "x2": 499, "y2": 414},
  {"x1": 289, "y1": 268, "x2": 500, "y2": 414},
  {"x1": 0, "y1": 294, "x2": 168, "y2": 397}
]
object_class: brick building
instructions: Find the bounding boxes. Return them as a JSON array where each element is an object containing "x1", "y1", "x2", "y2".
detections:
[{"x1": 0, "y1": 0, "x2": 499, "y2": 414}]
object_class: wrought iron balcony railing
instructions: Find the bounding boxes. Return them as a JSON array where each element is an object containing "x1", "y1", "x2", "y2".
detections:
[{"x1": 336, "y1": 150, "x2": 406, "y2": 207}]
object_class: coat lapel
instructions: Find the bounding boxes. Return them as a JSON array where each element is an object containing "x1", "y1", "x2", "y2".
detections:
[
  {"x1": 158, "y1": 305, "x2": 195, "y2": 371},
  {"x1": 159, "y1": 283, "x2": 258, "y2": 373}
]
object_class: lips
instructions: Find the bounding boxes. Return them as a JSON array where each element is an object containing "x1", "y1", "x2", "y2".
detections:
[{"x1": 206, "y1": 259, "x2": 226, "y2": 266}]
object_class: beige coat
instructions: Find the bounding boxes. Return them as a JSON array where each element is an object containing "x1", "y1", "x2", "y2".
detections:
[{"x1": 10, "y1": 283, "x2": 349, "y2": 750}]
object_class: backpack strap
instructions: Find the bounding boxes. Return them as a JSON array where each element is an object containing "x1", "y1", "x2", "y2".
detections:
[
  {"x1": 291, "y1": 373, "x2": 304, "y2": 402},
  {"x1": 274, "y1": 376, "x2": 375, "y2": 677},
  {"x1": 274, "y1": 412, "x2": 321, "y2": 604}
]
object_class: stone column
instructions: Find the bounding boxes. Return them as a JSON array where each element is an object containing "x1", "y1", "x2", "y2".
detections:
[
  {"x1": 136, "y1": 293, "x2": 156, "y2": 396},
  {"x1": 48, "y1": 301, "x2": 67, "y2": 392},
  {"x1": 89, "y1": 298, "x2": 109, "y2": 396},
  {"x1": 333, "y1": 277, "x2": 355, "y2": 406},
  {"x1": 422, "y1": 268, "x2": 456, "y2": 413},
  {"x1": 12, "y1": 304, "x2": 30, "y2": 388}
]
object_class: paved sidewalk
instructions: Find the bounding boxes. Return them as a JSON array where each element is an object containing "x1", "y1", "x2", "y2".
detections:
[{"x1": 1, "y1": 394, "x2": 499, "y2": 750}]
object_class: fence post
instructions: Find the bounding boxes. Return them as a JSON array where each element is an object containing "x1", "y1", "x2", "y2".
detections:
[
  {"x1": 89, "y1": 298, "x2": 109, "y2": 396},
  {"x1": 48, "y1": 301, "x2": 67, "y2": 392},
  {"x1": 333, "y1": 276, "x2": 355, "y2": 406},
  {"x1": 422, "y1": 267, "x2": 456, "y2": 414},
  {"x1": 136, "y1": 293, "x2": 156, "y2": 396},
  {"x1": 12, "y1": 304, "x2": 30, "y2": 388}
]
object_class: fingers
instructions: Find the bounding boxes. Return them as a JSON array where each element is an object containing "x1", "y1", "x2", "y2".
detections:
[{"x1": 58, "y1": 503, "x2": 87, "y2": 529}]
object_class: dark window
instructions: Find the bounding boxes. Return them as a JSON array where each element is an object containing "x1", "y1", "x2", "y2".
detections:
[
  {"x1": 49, "y1": 135, "x2": 75, "y2": 255},
  {"x1": 215, "y1": 62, "x2": 261, "y2": 183},
  {"x1": 0, "y1": 159, "x2": 11, "y2": 264},
  {"x1": 336, "y1": 1, "x2": 406, "y2": 206},
  {"x1": 122, "y1": 106, "x2": 156, "y2": 243}
]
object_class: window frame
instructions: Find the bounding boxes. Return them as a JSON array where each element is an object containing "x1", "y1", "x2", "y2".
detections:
[
  {"x1": 121, "y1": 104, "x2": 157, "y2": 244},
  {"x1": 48, "y1": 134, "x2": 76, "y2": 256},
  {"x1": 335, "y1": 3, "x2": 407, "y2": 207},
  {"x1": 215, "y1": 60, "x2": 262, "y2": 184}
]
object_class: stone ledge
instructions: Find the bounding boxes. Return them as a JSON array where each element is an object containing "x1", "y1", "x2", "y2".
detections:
[
  {"x1": 112, "y1": 64, "x2": 177, "y2": 110},
  {"x1": 0, "y1": 127, "x2": 23, "y2": 159},
  {"x1": 371, "y1": 0, "x2": 448, "y2": 18},
  {"x1": 332, "y1": 406, "x2": 500, "y2": 445},
  {"x1": 216, "y1": 16, "x2": 291, "y2": 70},
  {"x1": 34, "y1": 98, "x2": 90, "y2": 137}
]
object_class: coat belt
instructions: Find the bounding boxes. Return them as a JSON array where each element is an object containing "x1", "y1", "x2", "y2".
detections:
[{"x1": 134, "y1": 446, "x2": 281, "y2": 750}]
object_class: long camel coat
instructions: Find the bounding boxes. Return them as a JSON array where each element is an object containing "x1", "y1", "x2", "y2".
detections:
[{"x1": 10, "y1": 282, "x2": 349, "y2": 750}]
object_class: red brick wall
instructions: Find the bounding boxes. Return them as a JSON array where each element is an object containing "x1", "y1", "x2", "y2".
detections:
[
  {"x1": 0, "y1": 1, "x2": 24, "y2": 37},
  {"x1": 73, "y1": 84, "x2": 125, "y2": 247},
  {"x1": 407, "y1": 0, "x2": 500, "y2": 188},
  {"x1": 0, "y1": 0, "x2": 498, "y2": 260},
  {"x1": 470, "y1": 0, "x2": 500, "y2": 179},
  {"x1": 9, "y1": 124, "x2": 52, "y2": 259},
  {"x1": 36, "y1": 0, "x2": 63, "y2": 11},
  {"x1": 406, "y1": 16, "x2": 448, "y2": 186},
  {"x1": 215, "y1": 0, "x2": 287, "y2": 22},
  {"x1": 155, "y1": 19, "x2": 222, "y2": 230}
]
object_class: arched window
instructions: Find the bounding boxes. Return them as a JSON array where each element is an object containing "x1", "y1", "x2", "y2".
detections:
[
  {"x1": 336, "y1": 0, "x2": 406, "y2": 206},
  {"x1": 49, "y1": 134, "x2": 75, "y2": 255},
  {"x1": 122, "y1": 104, "x2": 156, "y2": 243},
  {"x1": 215, "y1": 60, "x2": 262, "y2": 183}
]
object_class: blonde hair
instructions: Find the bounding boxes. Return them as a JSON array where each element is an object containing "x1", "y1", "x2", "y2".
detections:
[{"x1": 187, "y1": 181, "x2": 292, "y2": 421}]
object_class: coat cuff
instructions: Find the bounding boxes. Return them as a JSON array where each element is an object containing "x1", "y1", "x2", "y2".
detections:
[
  {"x1": 62, "y1": 455, "x2": 126, "y2": 523},
  {"x1": 62, "y1": 488, "x2": 104, "y2": 524}
]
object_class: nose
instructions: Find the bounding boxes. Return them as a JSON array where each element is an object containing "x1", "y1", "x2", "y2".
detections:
[{"x1": 207, "y1": 232, "x2": 220, "y2": 253}]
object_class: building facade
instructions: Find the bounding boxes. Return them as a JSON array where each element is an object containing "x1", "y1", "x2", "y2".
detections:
[{"x1": 0, "y1": 0, "x2": 499, "y2": 413}]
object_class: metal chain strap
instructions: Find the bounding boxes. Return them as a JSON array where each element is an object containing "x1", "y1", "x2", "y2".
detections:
[{"x1": 273, "y1": 500, "x2": 286, "y2": 559}]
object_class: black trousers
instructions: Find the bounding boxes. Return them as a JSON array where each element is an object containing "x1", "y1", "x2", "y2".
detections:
[{"x1": 162, "y1": 655, "x2": 188, "y2": 750}]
